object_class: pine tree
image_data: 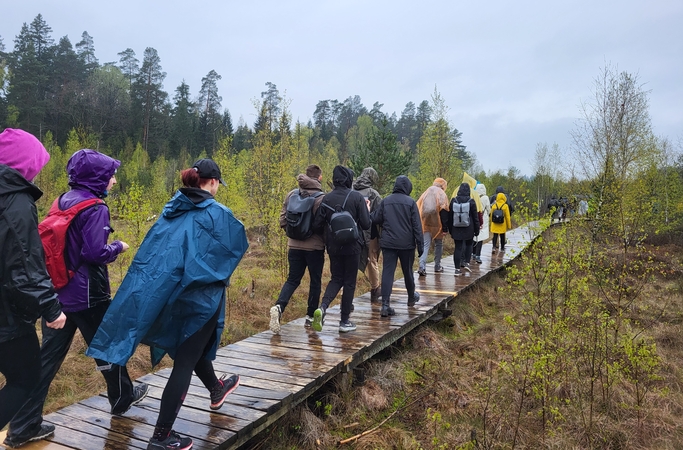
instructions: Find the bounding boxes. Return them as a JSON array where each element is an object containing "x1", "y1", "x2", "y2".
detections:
[
  {"x1": 197, "y1": 69, "x2": 222, "y2": 154},
  {"x1": 75, "y1": 31, "x2": 99, "y2": 74},
  {"x1": 117, "y1": 48, "x2": 138, "y2": 91},
  {"x1": 132, "y1": 47, "x2": 168, "y2": 156},
  {"x1": 170, "y1": 81, "x2": 196, "y2": 158}
]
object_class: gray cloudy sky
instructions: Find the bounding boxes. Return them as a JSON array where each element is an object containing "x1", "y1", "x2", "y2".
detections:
[{"x1": 2, "y1": 0, "x2": 682, "y2": 176}]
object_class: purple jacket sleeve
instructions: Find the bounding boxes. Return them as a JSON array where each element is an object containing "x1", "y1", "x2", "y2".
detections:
[{"x1": 77, "y1": 205, "x2": 123, "y2": 265}]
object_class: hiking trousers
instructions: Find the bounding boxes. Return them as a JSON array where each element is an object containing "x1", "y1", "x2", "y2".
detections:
[
  {"x1": 0, "y1": 332, "x2": 41, "y2": 429},
  {"x1": 321, "y1": 253, "x2": 360, "y2": 323},
  {"x1": 381, "y1": 248, "x2": 416, "y2": 304},
  {"x1": 276, "y1": 249, "x2": 324, "y2": 317},
  {"x1": 419, "y1": 231, "x2": 443, "y2": 271},
  {"x1": 7, "y1": 302, "x2": 134, "y2": 441}
]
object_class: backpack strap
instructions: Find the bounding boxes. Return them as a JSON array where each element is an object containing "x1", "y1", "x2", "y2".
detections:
[{"x1": 341, "y1": 190, "x2": 353, "y2": 210}]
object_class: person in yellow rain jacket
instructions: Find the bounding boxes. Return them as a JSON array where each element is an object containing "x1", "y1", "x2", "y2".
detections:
[{"x1": 490, "y1": 192, "x2": 512, "y2": 253}]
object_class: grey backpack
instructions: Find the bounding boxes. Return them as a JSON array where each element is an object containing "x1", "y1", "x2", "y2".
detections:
[{"x1": 452, "y1": 201, "x2": 471, "y2": 228}]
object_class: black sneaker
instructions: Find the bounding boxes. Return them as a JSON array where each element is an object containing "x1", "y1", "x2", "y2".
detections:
[
  {"x1": 434, "y1": 266, "x2": 444, "y2": 273},
  {"x1": 312, "y1": 307, "x2": 325, "y2": 332},
  {"x1": 339, "y1": 320, "x2": 357, "y2": 333},
  {"x1": 147, "y1": 430, "x2": 193, "y2": 450},
  {"x1": 462, "y1": 263, "x2": 472, "y2": 273},
  {"x1": 269, "y1": 305, "x2": 281, "y2": 334},
  {"x1": 454, "y1": 268, "x2": 462, "y2": 276},
  {"x1": 418, "y1": 269, "x2": 426, "y2": 277},
  {"x1": 380, "y1": 305, "x2": 395, "y2": 317},
  {"x1": 408, "y1": 291, "x2": 420, "y2": 307},
  {"x1": 210, "y1": 374, "x2": 240, "y2": 410},
  {"x1": 3, "y1": 423, "x2": 55, "y2": 448},
  {"x1": 112, "y1": 382, "x2": 149, "y2": 415}
]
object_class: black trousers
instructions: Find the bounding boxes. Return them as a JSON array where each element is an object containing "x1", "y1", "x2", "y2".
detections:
[
  {"x1": 473, "y1": 240, "x2": 483, "y2": 257},
  {"x1": 492, "y1": 233, "x2": 506, "y2": 249},
  {"x1": 320, "y1": 253, "x2": 360, "y2": 323},
  {"x1": 156, "y1": 305, "x2": 221, "y2": 428},
  {"x1": 275, "y1": 249, "x2": 324, "y2": 317},
  {"x1": 381, "y1": 248, "x2": 416, "y2": 304},
  {"x1": 0, "y1": 332, "x2": 41, "y2": 429},
  {"x1": 453, "y1": 239, "x2": 474, "y2": 268},
  {"x1": 7, "y1": 302, "x2": 134, "y2": 440}
]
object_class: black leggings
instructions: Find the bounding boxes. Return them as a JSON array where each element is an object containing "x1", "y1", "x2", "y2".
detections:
[
  {"x1": 155, "y1": 307, "x2": 221, "y2": 429},
  {"x1": 0, "y1": 332, "x2": 41, "y2": 429}
]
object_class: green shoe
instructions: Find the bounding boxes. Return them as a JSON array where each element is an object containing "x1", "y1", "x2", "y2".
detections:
[{"x1": 312, "y1": 307, "x2": 325, "y2": 332}]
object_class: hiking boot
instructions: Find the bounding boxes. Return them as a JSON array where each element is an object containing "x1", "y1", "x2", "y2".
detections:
[
  {"x1": 339, "y1": 320, "x2": 357, "y2": 333},
  {"x1": 112, "y1": 382, "x2": 149, "y2": 415},
  {"x1": 454, "y1": 268, "x2": 462, "y2": 276},
  {"x1": 210, "y1": 374, "x2": 240, "y2": 410},
  {"x1": 370, "y1": 287, "x2": 381, "y2": 303},
  {"x1": 304, "y1": 315, "x2": 314, "y2": 327},
  {"x1": 3, "y1": 423, "x2": 55, "y2": 448},
  {"x1": 434, "y1": 266, "x2": 444, "y2": 273},
  {"x1": 418, "y1": 269, "x2": 427, "y2": 277},
  {"x1": 462, "y1": 263, "x2": 472, "y2": 273},
  {"x1": 269, "y1": 305, "x2": 281, "y2": 334},
  {"x1": 408, "y1": 291, "x2": 420, "y2": 307},
  {"x1": 147, "y1": 430, "x2": 193, "y2": 450},
  {"x1": 380, "y1": 300, "x2": 395, "y2": 316},
  {"x1": 312, "y1": 307, "x2": 326, "y2": 332}
]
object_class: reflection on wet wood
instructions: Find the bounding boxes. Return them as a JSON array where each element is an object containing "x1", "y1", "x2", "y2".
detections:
[{"x1": 20, "y1": 224, "x2": 538, "y2": 450}]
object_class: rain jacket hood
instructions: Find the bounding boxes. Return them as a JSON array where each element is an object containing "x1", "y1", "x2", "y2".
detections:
[
  {"x1": 67, "y1": 149, "x2": 120, "y2": 196},
  {"x1": 392, "y1": 175, "x2": 412, "y2": 196},
  {"x1": 452, "y1": 172, "x2": 482, "y2": 212},
  {"x1": 87, "y1": 190, "x2": 249, "y2": 366},
  {"x1": 353, "y1": 167, "x2": 379, "y2": 190},
  {"x1": 0, "y1": 128, "x2": 50, "y2": 182},
  {"x1": 473, "y1": 182, "x2": 491, "y2": 241},
  {"x1": 332, "y1": 165, "x2": 354, "y2": 189}
]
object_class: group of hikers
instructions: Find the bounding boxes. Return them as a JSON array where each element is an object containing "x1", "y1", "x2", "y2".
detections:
[
  {"x1": 1, "y1": 128, "x2": 247, "y2": 450},
  {"x1": 0, "y1": 127, "x2": 514, "y2": 450},
  {"x1": 269, "y1": 164, "x2": 514, "y2": 335}
]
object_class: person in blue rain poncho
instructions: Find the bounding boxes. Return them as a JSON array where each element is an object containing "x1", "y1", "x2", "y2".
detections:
[{"x1": 87, "y1": 159, "x2": 248, "y2": 450}]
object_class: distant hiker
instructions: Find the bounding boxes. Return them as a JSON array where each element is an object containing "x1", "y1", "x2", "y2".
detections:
[
  {"x1": 353, "y1": 167, "x2": 382, "y2": 303},
  {"x1": 311, "y1": 165, "x2": 371, "y2": 333},
  {"x1": 578, "y1": 198, "x2": 588, "y2": 216},
  {"x1": 448, "y1": 182, "x2": 480, "y2": 276},
  {"x1": 269, "y1": 165, "x2": 325, "y2": 334},
  {"x1": 371, "y1": 176, "x2": 423, "y2": 317},
  {"x1": 490, "y1": 191, "x2": 512, "y2": 253},
  {"x1": 4, "y1": 149, "x2": 145, "y2": 449},
  {"x1": 472, "y1": 182, "x2": 491, "y2": 264},
  {"x1": 490, "y1": 185, "x2": 515, "y2": 215},
  {"x1": 87, "y1": 159, "x2": 249, "y2": 450},
  {"x1": 416, "y1": 178, "x2": 449, "y2": 276},
  {"x1": 0, "y1": 129, "x2": 67, "y2": 437}
]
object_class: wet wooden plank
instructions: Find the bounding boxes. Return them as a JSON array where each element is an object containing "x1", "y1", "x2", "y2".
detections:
[{"x1": 0, "y1": 430, "x2": 71, "y2": 450}]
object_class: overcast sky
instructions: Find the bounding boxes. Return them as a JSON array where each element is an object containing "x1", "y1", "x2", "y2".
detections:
[{"x1": 2, "y1": 0, "x2": 682, "y2": 176}]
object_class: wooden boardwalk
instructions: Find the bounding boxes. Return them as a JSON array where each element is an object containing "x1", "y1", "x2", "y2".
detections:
[{"x1": 1, "y1": 223, "x2": 541, "y2": 450}]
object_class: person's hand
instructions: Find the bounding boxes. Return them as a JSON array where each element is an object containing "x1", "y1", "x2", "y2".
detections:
[
  {"x1": 365, "y1": 198, "x2": 371, "y2": 211},
  {"x1": 46, "y1": 312, "x2": 67, "y2": 329},
  {"x1": 120, "y1": 241, "x2": 130, "y2": 252}
]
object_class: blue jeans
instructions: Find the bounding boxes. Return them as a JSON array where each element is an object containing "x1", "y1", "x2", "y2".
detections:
[{"x1": 418, "y1": 232, "x2": 443, "y2": 271}]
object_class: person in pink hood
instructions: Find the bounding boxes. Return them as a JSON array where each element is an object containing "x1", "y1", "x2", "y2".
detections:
[{"x1": 0, "y1": 129, "x2": 67, "y2": 435}]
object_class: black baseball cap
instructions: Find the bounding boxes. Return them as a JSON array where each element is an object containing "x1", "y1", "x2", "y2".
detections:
[{"x1": 193, "y1": 158, "x2": 227, "y2": 186}]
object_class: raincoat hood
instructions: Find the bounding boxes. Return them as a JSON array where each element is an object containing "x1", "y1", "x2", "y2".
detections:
[
  {"x1": 353, "y1": 167, "x2": 378, "y2": 190},
  {"x1": 456, "y1": 182, "x2": 471, "y2": 198},
  {"x1": 474, "y1": 182, "x2": 487, "y2": 197},
  {"x1": 163, "y1": 190, "x2": 215, "y2": 219},
  {"x1": 332, "y1": 165, "x2": 354, "y2": 189},
  {"x1": 297, "y1": 173, "x2": 322, "y2": 191},
  {"x1": 433, "y1": 178, "x2": 447, "y2": 191},
  {"x1": 392, "y1": 175, "x2": 412, "y2": 195},
  {"x1": 453, "y1": 172, "x2": 482, "y2": 212},
  {"x1": 0, "y1": 128, "x2": 50, "y2": 182},
  {"x1": 67, "y1": 149, "x2": 120, "y2": 196}
]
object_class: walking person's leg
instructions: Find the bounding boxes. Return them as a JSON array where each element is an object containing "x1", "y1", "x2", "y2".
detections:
[
  {"x1": 313, "y1": 254, "x2": 344, "y2": 331},
  {"x1": 501, "y1": 233, "x2": 507, "y2": 251},
  {"x1": 339, "y1": 253, "x2": 360, "y2": 331},
  {"x1": 365, "y1": 238, "x2": 381, "y2": 295},
  {"x1": 418, "y1": 231, "x2": 432, "y2": 275},
  {"x1": 0, "y1": 333, "x2": 41, "y2": 430},
  {"x1": 271, "y1": 249, "x2": 307, "y2": 333},
  {"x1": 434, "y1": 238, "x2": 444, "y2": 271},
  {"x1": 398, "y1": 249, "x2": 418, "y2": 306},
  {"x1": 304, "y1": 249, "x2": 325, "y2": 320},
  {"x1": 380, "y1": 248, "x2": 399, "y2": 317},
  {"x1": 453, "y1": 240, "x2": 464, "y2": 275},
  {"x1": 5, "y1": 320, "x2": 77, "y2": 446}
]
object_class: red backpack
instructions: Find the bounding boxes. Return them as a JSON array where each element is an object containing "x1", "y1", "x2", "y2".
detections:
[{"x1": 38, "y1": 196, "x2": 105, "y2": 289}]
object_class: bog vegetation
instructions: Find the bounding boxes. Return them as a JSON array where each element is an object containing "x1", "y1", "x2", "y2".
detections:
[{"x1": 2, "y1": 13, "x2": 683, "y2": 449}]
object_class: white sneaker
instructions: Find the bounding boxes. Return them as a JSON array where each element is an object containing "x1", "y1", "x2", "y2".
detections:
[{"x1": 269, "y1": 305, "x2": 281, "y2": 334}]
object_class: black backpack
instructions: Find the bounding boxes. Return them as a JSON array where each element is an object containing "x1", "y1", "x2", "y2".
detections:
[
  {"x1": 491, "y1": 204, "x2": 505, "y2": 224},
  {"x1": 452, "y1": 200, "x2": 471, "y2": 228},
  {"x1": 285, "y1": 190, "x2": 324, "y2": 240},
  {"x1": 322, "y1": 191, "x2": 359, "y2": 245}
]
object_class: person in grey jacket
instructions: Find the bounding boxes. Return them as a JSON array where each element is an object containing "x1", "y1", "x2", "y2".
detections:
[{"x1": 371, "y1": 176, "x2": 423, "y2": 317}]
